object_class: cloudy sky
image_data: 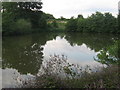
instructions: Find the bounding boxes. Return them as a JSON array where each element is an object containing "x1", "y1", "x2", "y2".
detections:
[{"x1": 42, "y1": 0, "x2": 119, "y2": 18}]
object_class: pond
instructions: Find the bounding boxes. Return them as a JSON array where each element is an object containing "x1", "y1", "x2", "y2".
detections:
[{"x1": 2, "y1": 32, "x2": 117, "y2": 88}]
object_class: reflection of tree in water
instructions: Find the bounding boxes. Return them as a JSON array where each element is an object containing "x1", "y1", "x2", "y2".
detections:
[
  {"x1": 65, "y1": 33, "x2": 117, "y2": 52},
  {"x1": 2, "y1": 32, "x2": 61, "y2": 75},
  {"x1": 3, "y1": 32, "x2": 118, "y2": 75},
  {"x1": 65, "y1": 32, "x2": 119, "y2": 66}
]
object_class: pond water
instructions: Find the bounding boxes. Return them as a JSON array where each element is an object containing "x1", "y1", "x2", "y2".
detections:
[{"x1": 2, "y1": 32, "x2": 117, "y2": 88}]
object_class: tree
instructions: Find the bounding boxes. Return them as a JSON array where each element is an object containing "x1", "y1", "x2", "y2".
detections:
[
  {"x1": 118, "y1": 15, "x2": 120, "y2": 33},
  {"x1": 88, "y1": 12, "x2": 104, "y2": 32},
  {"x1": 18, "y1": 2, "x2": 42, "y2": 10},
  {"x1": 104, "y1": 13, "x2": 117, "y2": 33},
  {"x1": 43, "y1": 13, "x2": 55, "y2": 19},
  {"x1": 2, "y1": 1, "x2": 48, "y2": 35},
  {"x1": 77, "y1": 18, "x2": 86, "y2": 32},
  {"x1": 77, "y1": 14, "x2": 83, "y2": 18},
  {"x1": 60, "y1": 16, "x2": 66, "y2": 20},
  {"x1": 65, "y1": 12, "x2": 118, "y2": 33},
  {"x1": 65, "y1": 17, "x2": 77, "y2": 32}
]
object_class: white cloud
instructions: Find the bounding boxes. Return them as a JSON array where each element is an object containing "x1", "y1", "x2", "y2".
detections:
[{"x1": 42, "y1": 0, "x2": 119, "y2": 18}]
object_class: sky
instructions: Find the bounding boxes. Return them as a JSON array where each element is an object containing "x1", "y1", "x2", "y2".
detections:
[{"x1": 42, "y1": 0, "x2": 120, "y2": 18}]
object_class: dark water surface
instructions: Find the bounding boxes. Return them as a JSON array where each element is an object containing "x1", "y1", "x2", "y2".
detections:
[{"x1": 2, "y1": 32, "x2": 117, "y2": 88}]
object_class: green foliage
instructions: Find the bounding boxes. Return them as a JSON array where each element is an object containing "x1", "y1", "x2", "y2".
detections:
[
  {"x1": 18, "y1": 2, "x2": 42, "y2": 10},
  {"x1": 2, "y1": 11, "x2": 15, "y2": 35},
  {"x1": 77, "y1": 14, "x2": 84, "y2": 18},
  {"x1": 65, "y1": 18, "x2": 77, "y2": 32},
  {"x1": 2, "y1": 2, "x2": 48, "y2": 35},
  {"x1": 3, "y1": 19, "x2": 32, "y2": 35},
  {"x1": 38, "y1": 14, "x2": 47, "y2": 29},
  {"x1": 52, "y1": 20, "x2": 58, "y2": 28},
  {"x1": 60, "y1": 16, "x2": 66, "y2": 20},
  {"x1": 14, "y1": 19, "x2": 32, "y2": 34},
  {"x1": 118, "y1": 15, "x2": 120, "y2": 33},
  {"x1": 66, "y1": 12, "x2": 118, "y2": 33},
  {"x1": 2, "y1": 2, "x2": 18, "y2": 13},
  {"x1": 87, "y1": 12, "x2": 105, "y2": 32},
  {"x1": 95, "y1": 40, "x2": 120, "y2": 66},
  {"x1": 103, "y1": 13, "x2": 117, "y2": 33},
  {"x1": 77, "y1": 18, "x2": 87, "y2": 32},
  {"x1": 2, "y1": 2, "x2": 119, "y2": 35},
  {"x1": 43, "y1": 13, "x2": 55, "y2": 19}
]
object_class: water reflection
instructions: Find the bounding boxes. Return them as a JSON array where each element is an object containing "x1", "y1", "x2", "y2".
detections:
[
  {"x1": 65, "y1": 33, "x2": 116, "y2": 52},
  {"x1": 2, "y1": 68, "x2": 35, "y2": 88},
  {"x1": 42, "y1": 36, "x2": 98, "y2": 66},
  {"x1": 2, "y1": 32, "x2": 117, "y2": 88},
  {"x1": 2, "y1": 35, "x2": 43, "y2": 75},
  {"x1": 2, "y1": 33, "x2": 64, "y2": 74}
]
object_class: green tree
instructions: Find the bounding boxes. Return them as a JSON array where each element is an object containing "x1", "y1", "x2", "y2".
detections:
[
  {"x1": 43, "y1": 13, "x2": 55, "y2": 19},
  {"x1": 17, "y1": 2, "x2": 43, "y2": 28},
  {"x1": 60, "y1": 16, "x2": 66, "y2": 20},
  {"x1": 77, "y1": 14, "x2": 83, "y2": 18},
  {"x1": 65, "y1": 12, "x2": 118, "y2": 33},
  {"x1": 87, "y1": 12, "x2": 104, "y2": 32},
  {"x1": 118, "y1": 15, "x2": 120, "y2": 33},
  {"x1": 104, "y1": 13, "x2": 117, "y2": 33},
  {"x1": 2, "y1": 2, "x2": 47, "y2": 35},
  {"x1": 77, "y1": 18, "x2": 87, "y2": 32},
  {"x1": 65, "y1": 17, "x2": 77, "y2": 32}
]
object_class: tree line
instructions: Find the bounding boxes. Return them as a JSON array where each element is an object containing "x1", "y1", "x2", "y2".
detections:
[
  {"x1": 2, "y1": 2, "x2": 120, "y2": 35},
  {"x1": 66, "y1": 12, "x2": 119, "y2": 33}
]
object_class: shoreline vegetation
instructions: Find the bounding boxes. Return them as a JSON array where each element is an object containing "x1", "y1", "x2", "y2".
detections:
[
  {"x1": 17, "y1": 55, "x2": 120, "y2": 88},
  {"x1": 2, "y1": 2, "x2": 120, "y2": 36}
]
